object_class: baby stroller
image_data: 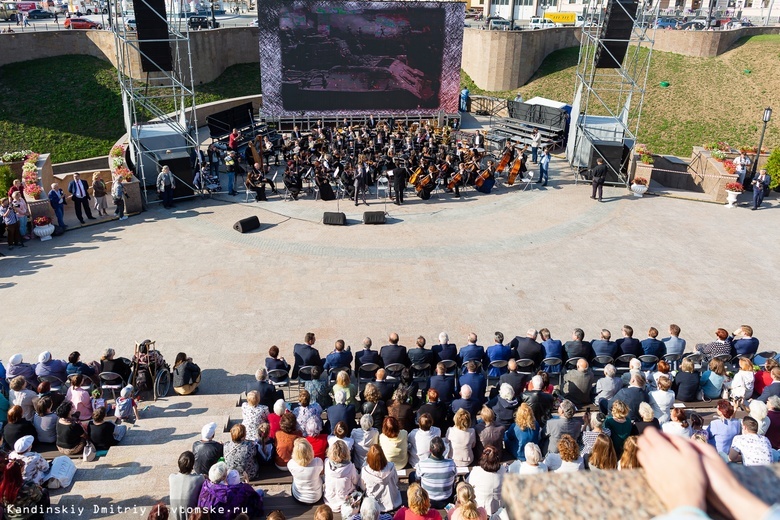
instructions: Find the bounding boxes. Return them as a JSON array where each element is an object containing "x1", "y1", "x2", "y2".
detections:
[{"x1": 129, "y1": 340, "x2": 171, "y2": 401}]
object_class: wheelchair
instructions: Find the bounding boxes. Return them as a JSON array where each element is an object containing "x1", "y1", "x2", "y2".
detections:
[{"x1": 129, "y1": 340, "x2": 171, "y2": 401}]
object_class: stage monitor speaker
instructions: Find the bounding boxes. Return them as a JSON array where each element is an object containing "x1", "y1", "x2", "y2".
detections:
[
  {"x1": 133, "y1": 0, "x2": 173, "y2": 72},
  {"x1": 363, "y1": 211, "x2": 386, "y2": 225},
  {"x1": 589, "y1": 141, "x2": 629, "y2": 183},
  {"x1": 234, "y1": 215, "x2": 261, "y2": 233},
  {"x1": 323, "y1": 212, "x2": 347, "y2": 226},
  {"x1": 158, "y1": 153, "x2": 195, "y2": 200},
  {"x1": 594, "y1": 0, "x2": 638, "y2": 68}
]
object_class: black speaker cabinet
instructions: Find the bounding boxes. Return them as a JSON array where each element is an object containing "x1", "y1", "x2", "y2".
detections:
[
  {"x1": 590, "y1": 141, "x2": 629, "y2": 183},
  {"x1": 323, "y1": 212, "x2": 347, "y2": 226},
  {"x1": 363, "y1": 211, "x2": 386, "y2": 225},
  {"x1": 234, "y1": 215, "x2": 261, "y2": 233},
  {"x1": 158, "y1": 153, "x2": 194, "y2": 200},
  {"x1": 133, "y1": 0, "x2": 173, "y2": 72},
  {"x1": 595, "y1": 0, "x2": 638, "y2": 68}
]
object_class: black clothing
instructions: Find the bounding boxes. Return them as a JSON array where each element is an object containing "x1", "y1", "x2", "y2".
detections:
[
  {"x1": 355, "y1": 349, "x2": 383, "y2": 373},
  {"x1": 88, "y1": 421, "x2": 117, "y2": 450},
  {"x1": 192, "y1": 440, "x2": 224, "y2": 475},
  {"x1": 673, "y1": 371, "x2": 701, "y2": 402},
  {"x1": 416, "y1": 401, "x2": 447, "y2": 431},
  {"x1": 3, "y1": 420, "x2": 37, "y2": 451},
  {"x1": 522, "y1": 390, "x2": 555, "y2": 426},
  {"x1": 360, "y1": 400, "x2": 388, "y2": 430},
  {"x1": 379, "y1": 344, "x2": 410, "y2": 368},
  {"x1": 100, "y1": 358, "x2": 132, "y2": 385},
  {"x1": 55, "y1": 421, "x2": 84, "y2": 450},
  {"x1": 510, "y1": 337, "x2": 544, "y2": 367},
  {"x1": 173, "y1": 361, "x2": 201, "y2": 388}
]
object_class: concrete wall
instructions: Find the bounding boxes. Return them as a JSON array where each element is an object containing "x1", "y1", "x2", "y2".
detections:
[
  {"x1": 649, "y1": 25, "x2": 780, "y2": 58},
  {"x1": 461, "y1": 27, "x2": 581, "y2": 92}
]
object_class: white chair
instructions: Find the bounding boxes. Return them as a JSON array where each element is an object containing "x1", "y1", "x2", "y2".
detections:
[
  {"x1": 244, "y1": 184, "x2": 254, "y2": 202},
  {"x1": 376, "y1": 176, "x2": 390, "y2": 198}
]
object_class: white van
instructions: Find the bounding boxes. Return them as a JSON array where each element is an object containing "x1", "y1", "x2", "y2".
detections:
[{"x1": 529, "y1": 17, "x2": 558, "y2": 29}]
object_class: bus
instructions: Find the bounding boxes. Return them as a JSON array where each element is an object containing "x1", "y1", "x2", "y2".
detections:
[{"x1": 0, "y1": 1, "x2": 35, "y2": 21}]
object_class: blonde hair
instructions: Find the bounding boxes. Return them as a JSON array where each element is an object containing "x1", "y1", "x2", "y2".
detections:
[
  {"x1": 611, "y1": 400, "x2": 629, "y2": 421},
  {"x1": 657, "y1": 375, "x2": 672, "y2": 392},
  {"x1": 327, "y1": 440, "x2": 350, "y2": 464},
  {"x1": 454, "y1": 409, "x2": 471, "y2": 431},
  {"x1": 407, "y1": 483, "x2": 430, "y2": 516},
  {"x1": 336, "y1": 371, "x2": 350, "y2": 387},
  {"x1": 619, "y1": 436, "x2": 640, "y2": 470},
  {"x1": 92, "y1": 171, "x2": 101, "y2": 180},
  {"x1": 739, "y1": 358, "x2": 754, "y2": 372},
  {"x1": 292, "y1": 438, "x2": 314, "y2": 467},
  {"x1": 455, "y1": 482, "x2": 479, "y2": 519},
  {"x1": 247, "y1": 390, "x2": 259, "y2": 407},
  {"x1": 515, "y1": 403, "x2": 536, "y2": 430},
  {"x1": 480, "y1": 406, "x2": 495, "y2": 425},
  {"x1": 680, "y1": 358, "x2": 694, "y2": 373}
]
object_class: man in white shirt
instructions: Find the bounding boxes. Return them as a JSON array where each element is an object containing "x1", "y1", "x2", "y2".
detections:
[
  {"x1": 729, "y1": 417, "x2": 773, "y2": 466},
  {"x1": 733, "y1": 151, "x2": 751, "y2": 185}
]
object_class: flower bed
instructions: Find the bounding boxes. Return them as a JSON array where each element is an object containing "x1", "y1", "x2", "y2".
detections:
[{"x1": 724, "y1": 182, "x2": 744, "y2": 192}]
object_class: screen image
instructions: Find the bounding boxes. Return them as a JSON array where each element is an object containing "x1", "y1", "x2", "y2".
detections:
[{"x1": 258, "y1": 0, "x2": 464, "y2": 118}]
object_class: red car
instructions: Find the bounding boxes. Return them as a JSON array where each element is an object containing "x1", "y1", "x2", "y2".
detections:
[{"x1": 64, "y1": 17, "x2": 101, "y2": 29}]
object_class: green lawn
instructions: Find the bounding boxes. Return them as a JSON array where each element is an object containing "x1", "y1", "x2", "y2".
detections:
[
  {"x1": 0, "y1": 57, "x2": 260, "y2": 163},
  {"x1": 1, "y1": 35, "x2": 778, "y2": 163}
]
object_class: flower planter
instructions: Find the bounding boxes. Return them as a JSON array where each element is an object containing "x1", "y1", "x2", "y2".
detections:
[
  {"x1": 33, "y1": 224, "x2": 55, "y2": 241},
  {"x1": 725, "y1": 190, "x2": 741, "y2": 208},
  {"x1": 630, "y1": 184, "x2": 648, "y2": 197}
]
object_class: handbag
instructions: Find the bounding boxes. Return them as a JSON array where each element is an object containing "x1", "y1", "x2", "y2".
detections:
[
  {"x1": 83, "y1": 440, "x2": 97, "y2": 462},
  {"x1": 43, "y1": 456, "x2": 77, "y2": 489}
]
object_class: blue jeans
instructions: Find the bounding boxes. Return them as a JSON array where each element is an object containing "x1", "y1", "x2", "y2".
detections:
[
  {"x1": 539, "y1": 165, "x2": 548, "y2": 185},
  {"x1": 54, "y1": 205, "x2": 65, "y2": 228},
  {"x1": 227, "y1": 172, "x2": 234, "y2": 193},
  {"x1": 210, "y1": 161, "x2": 219, "y2": 177},
  {"x1": 532, "y1": 147, "x2": 538, "y2": 163}
]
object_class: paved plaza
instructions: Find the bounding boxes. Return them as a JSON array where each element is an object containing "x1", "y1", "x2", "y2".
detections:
[{"x1": 1, "y1": 156, "x2": 778, "y2": 518}]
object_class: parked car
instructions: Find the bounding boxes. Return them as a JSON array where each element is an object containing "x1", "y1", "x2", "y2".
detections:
[
  {"x1": 125, "y1": 18, "x2": 136, "y2": 30},
  {"x1": 678, "y1": 21, "x2": 706, "y2": 30},
  {"x1": 64, "y1": 17, "x2": 100, "y2": 29},
  {"x1": 188, "y1": 15, "x2": 218, "y2": 29},
  {"x1": 27, "y1": 9, "x2": 53, "y2": 18},
  {"x1": 529, "y1": 17, "x2": 558, "y2": 29},
  {"x1": 489, "y1": 19, "x2": 518, "y2": 30},
  {"x1": 654, "y1": 17, "x2": 678, "y2": 29}
]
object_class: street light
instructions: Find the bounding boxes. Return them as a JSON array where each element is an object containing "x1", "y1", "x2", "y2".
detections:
[{"x1": 748, "y1": 106, "x2": 772, "y2": 188}]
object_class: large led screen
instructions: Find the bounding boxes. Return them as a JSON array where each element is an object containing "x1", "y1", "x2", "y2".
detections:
[{"x1": 258, "y1": 0, "x2": 464, "y2": 117}]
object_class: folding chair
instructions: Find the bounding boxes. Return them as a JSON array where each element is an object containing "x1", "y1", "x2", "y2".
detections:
[
  {"x1": 542, "y1": 357, "x2": 563, "y2": 387},
  {"x1": 268, "y1": 369, "x2": 291, "y2": 400},
  {"x1": 376, "y1": 176, "x2": 390, "y2": 199},
  {"x1": 358, "y1": 363, "x2": 380, "y2": 394},
  {"x1": 515, "y1": 359, "x2": 536, "y2": 375},
  {"x1": 591, "y1": 356, "x2": 614, "y2": 377},
  {"x1": 99, "y1": 371, "x2": 125, "y2": 400}
]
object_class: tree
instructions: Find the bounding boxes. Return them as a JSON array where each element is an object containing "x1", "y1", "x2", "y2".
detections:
[{"x1": 766, "y1": 148, "x2": 780, "y2": 191}]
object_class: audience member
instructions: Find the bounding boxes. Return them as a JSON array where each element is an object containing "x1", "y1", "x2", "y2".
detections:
[
  {"x1": 591, "y1": 329, "x2": 617, "y2": 358},
  {"x1": 604, "y1": 400, "x2": 636, "y2": 457},
  {"x1": 293, "y1": 390, "x2": 323, "y2": 432},
  {"x1": 504, "y1": 403, "x2": 539, "y2": 461},
  {"x1": 491, "y1": 384, "x2": 519, "y2": 429},
  {"x1": 545, "y1": 399, "x2": 583, "y2": 455},
  {"x1": 640, "y1": 327, "x2": 666, "y2": 370},
  {"x1": 486, "y1": 332, "x2": 511, "y2": 377},
  {"x1": 545, "y1": 434, "x2": 583, "y2": 472},
  {"x1": 466, "y1": 446, "x2": 504, "y2": 515},
  {"x1": 249, "y1": 367, "x2": 284, "y2": 408},
  {"x1": 32, "y1": 397, "x2": 57, "y2": 444},
  {"x1": 408, "y1": 413, "x2": 442, "y2": 466},
  {"x1": 328, "y1": 421, "x2": 354, "y2": 451},
  {"x1": 289, "y1": 438, "x2": 324, "y2": 504},
  {"x1": 292, "y1": 332, "x2": 322, "y2": 379},
  {"x1": 673, "y1": 357, "x2": 701, "y2": 402},
  {"x1": 593, "y1": 364, "x2": 623, "y2": 405},
  {"x1": 55, "y1": 402, "x2": 85, "y2": 455},
  {"x1": 649, "y1": 360, "x2": 673, "y2": 391},
  {"x1": 662, "y1": 324, "x2": 686, "y2": 357},
  {"x1": 0, "y1": 459, "x2": 49, "y2": 519},
  {"x1": 197, "y1": 462, "x2": 262, "y2": 520},
  {"x1": 581, "y1": 411, "x2": 611, "y2": 455},
  {"x1": 304, "y1": 416, "x2": 329, "y2": 461},
  {"x1": 114, "y1": 385, "x2": 140, "y2": 423},
  {"x1": 410, "y1": 437, "x2": 456, "y2": 509},
  {"x1": 447, "y1": 482, "x2": 487, "y2": 520},
  {"x1": 324, "y1": 340, "x2": 353, "y2": 373},
  {"x1": 634, "y1": 402, "x2": 661, "y2": 435},
  {"x1": 274, "y1": 412, "x2": 302, "y2": 471},
  {"x1": 539, "y1": 329, "x2": 564, "y2": 373},
  {"x1": 649, "y1": 375, "x2": 675, "y2": 424},
  {"x1": 380, "y1": 333, "x2": 410, "y2": 369},
  {"x1": 64, "y1": 374, "x2": 93, "y2": 422},
  {"x1": 327, "y1": 390, "x2": 357, "y2": 434},
  {"x1": 497, "y1": 360, "x2": 529, "y2": 403},
  {"x1": 562, "y1": 359, "x2": 595, "y2": 407},
  {"x1": 731, "y1": 325, "x2": 759, "y2": 358},
  {"x1": 459, "y1": 362, "x2": 486, "y2": 404},
  {"x1": 458, "y1": 333, "x2": 485, "y2": 367},
  {"x1": 451, "y1": 385, "x2": 481, "y2": 426},
  {"x1": 615, "y1": 325, "x2": 641, "y2": 357},
  {"x1": 586, "y1": 433, "x2": 617, "y2": 471},
  {"x1": 379, "y1": 416, "x2": 408, "y2": 469},
  {"x1": 695, "y1": 328, "x2": 732, "y2": 362},
  {"x1": 662, "y1": 408, "x2": 692, "y2": 438},
  {"x1": 88, "y1": 406, "x2": 125, "y2": 450},
  {"x1": 748, "y1": 400, "x2": 770, "y2": 436},
  {"x1": 394, "y1": 483, "x2": 440, "y2": 520},
  {"x1": 360, "y1": 444, "x2": 402, "y2": 512},
  {"x1": 268, "y1": 399, "x2": 286, "y2": 438},
  {"x1": 372, "y1": 369, "x2": 397, "y2": 404},
  {"x1": 355, "y1": 337, "x2": 382, "y2": 374},
  {"x1": 9, "y1": 376, "x2": 36, "y2": 422},
  {"x1": 266, "y1": 345, "x2": 291, "y2": 374},
  {"x1": 172, "y1": 352, "x2": 201, "y2": 396},
  {"x1": 225, "y1": 424, "x2": 260, "y2": 480},
  {"x1": 755, "y1": 367, "x2": 780, "y2": 403},
  {"x1": 764, "y1": 396, "x2": 780, "y2": 448},
  {"x1": 510, "y1": 329, "x2": 543, "y2": 367},
  {"x1": 427, "y1": 364, "x2": 456, "y2": 408},
  {"x1": 9, "y1": 435, "x2": 49, "y2": 484},
  {"x1": 617, "y1": 435, "x2": 640, "y2": 470},
  {"x1": 324, "y1": 440, "x2": 359, "y2": 516},
  {"x1": 433, "y1": 332, "x2": 459, "y2": 365},
  {"x1": 333, "y1": 370, "x2": 358, "y2": 406},
  {"x1": 522, "y1": 375, "x2": 554, "y2": 426},
  {"x1": 242, "y1": 391, "x2": 269, "y2": 442},
  {"x1": 706, "y1": 399, "x2": 742, "y2": 455},
  {"x1": 305, "y1": 367, "x2": 331, "y2": 410},
  {"x1": 508, "y1": 443, "x2": 547, "y2": 475},
  {"x1": 700, "y1": 358, "x2": 727, "y2": 401},
  {"x1": 446, "y1": 409, "x2": 476, "y2": 467},
  {"x1": 728, "y1": 416, "x2": 773, "y2": 466},
  {"x1": 193, "y1": 422, "x2": 223, "y2": 476},
  {"x1": 351, "y1": 415, "x2": 379, "y2": 470},
  {"x1": 602, "y1": 372, "x2": 648, "y2": 422},
  {"x1": 730, "y1": 357, "x2": 755, "y2": 406},
  {"x1": 563, "y1": 328, "x2": 593, "y2": 361},
  {"x1": 417, "y1": 389, "x2": 447, "y2": 431},
  {"x1": 361, "y1": 383, "x2": 389, "y2": 429},
  {"x1": 169, "y1": 451, "x2": 205, "y2": 520},
  {"x1": 35, "y1": 351, "x2": 69, "y2": 384},
  {"x1": 7, "y1": 355, "x2": 38, "y2": 391},
  {"x1": 388, "y1": 387, "x2": 415, "y2": 432},
  {"x1": 37, "y1": 381, "x2": 64, "y2": 410},
  {"x1": 754, "y1": 358, "x2": 779, "y2": 398}
]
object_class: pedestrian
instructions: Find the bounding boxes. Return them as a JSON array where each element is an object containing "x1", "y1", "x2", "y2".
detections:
[
  {"x1": 11, "y1": 191, "x2": 30, "y2": 240},
  {"x1": 112, "y1": 173, "x2": 128, "y2": 221},
  {"x1": 91, "y1": 172, "x2": 109, "y2": 217},
  {"x1": 156, "y1": 165, "x2": 176, "y2": 208},
  {"x1": 54, "y1": 12, "x2": 58, "y2": 24},
  {"x1": 23, "y1": 11, "x2": 29, "y2": 27},
  {"x1": 460, "y1": 87, "x2": 470, "y2": 112},
  {"x1": 48, "y1": 182, "x2": 67, "y2": 229},
  {"x1": 733, "y1": 151, "x2": 751, "y2": 186},
  {"x1": 1, "y1": 197, "x2": 23, "y2": 250},
  {"x1": 590, "y1": 158, "x2": 608, "y2": 202},
  {"x1": 68, "y1": 172, "x2": 96, "y2": 224},
  {"x1": 537, "y1": 148, "x2": 550, "y2": 186},
  {"x1": 752, "y1": 169, "x2": 770, "y2": 210},
  {"x1": 531, "y1": 129, "x2": 541, "y2": 164}
]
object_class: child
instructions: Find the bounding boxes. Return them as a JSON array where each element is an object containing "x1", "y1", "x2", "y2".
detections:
[
  {"x1": 257, "y1": 422, "x2": 273, "y2": 463},
  {"x1": 114, "y1": 385, "x2": 140, "y2": 423}
]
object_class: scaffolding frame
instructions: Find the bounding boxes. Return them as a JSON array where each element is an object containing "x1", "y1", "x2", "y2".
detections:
[
  {"x1": 110, "y1": 0, "x2": 201, "y2": 204},
  {"x1": 568, "y1": 0, "x2": 659, "y2": 186}
]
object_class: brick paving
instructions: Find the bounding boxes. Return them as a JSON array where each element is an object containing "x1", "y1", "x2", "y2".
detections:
[{"x1": 0, "y1": 154, "x2": 777, "y2": 519}]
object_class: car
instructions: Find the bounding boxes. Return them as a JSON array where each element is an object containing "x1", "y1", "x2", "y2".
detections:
[
  {"x1": 64, "y1": 17, "x2": 100, "y2": 29},
  {"x1": 125, "y1": 18, "x2": 136, "y2": 30},
  {"x1": 27, "y1": 9, "x2": 53, "y2": 18},
  {"x1": 188, "y1": 15, "x2": 218, "y2": 29},
  {"x1": 529, "y1": 17, "x2": 558, "y2": 29},
  {"x1": 678, "y1": 21, "x2": 706, "y2": 31},
  {"x1": 654, "y1": 17, "x2": 678, "y2": 29},
  {"x1": 489, "y1": 19, "x2": 515, "y2": 30},
  {"x1": 248, "y1": 18, "x2": 258, "y2": 27}
]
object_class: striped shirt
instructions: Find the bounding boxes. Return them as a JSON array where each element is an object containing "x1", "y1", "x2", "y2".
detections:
[{"x1": 414, "y1": 456, "x2": 456, "y2": 501}]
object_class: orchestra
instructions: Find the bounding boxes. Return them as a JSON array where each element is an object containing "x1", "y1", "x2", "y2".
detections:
[{"x1": 239, "y1": 116, "x2": 532, "y2": 205}]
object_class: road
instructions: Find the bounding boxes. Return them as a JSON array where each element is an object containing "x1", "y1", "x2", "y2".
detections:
[{"x1": 0, "y1": 11, "x2": 257, "y2": 31}]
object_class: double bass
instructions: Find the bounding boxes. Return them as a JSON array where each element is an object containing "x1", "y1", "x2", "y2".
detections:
[
  {"x1": 496, "y1": 146, "x2": 513, "y2": 174},
  {"x1": 507, "y1": 146, "x2": 529, "y2": 186}
]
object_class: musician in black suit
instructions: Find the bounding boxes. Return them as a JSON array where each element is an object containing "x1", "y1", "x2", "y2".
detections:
[
  {"x1": 391, "y1": 160, "x2": 407, "y2": 206},
  {"x1": 291, "y1": 126, "x2": 303, "y2": 140},
  {"x1": 283, "y1": 161, "x2": 302, "y2": 200},
  {"x1": 380, "y1": 333, "x2": 410, "y2": 368},
  {"x1": 366, "y1": 115, "x2": 377, "y2": 129},
  {"x1": 292, "y1": 332, "x2": 322, "y2": 379},
  {"x1": 473, "y1": 130, "x2": 485, "y2": 150},
  {"x1": 355, "y1": 337, "x2": 383, "y2": 374}
]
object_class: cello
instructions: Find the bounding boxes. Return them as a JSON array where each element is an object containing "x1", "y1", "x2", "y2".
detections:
[
  {"x1": 507, "y1": 146, "x2": 529, "y2": 186},
  {"x1": 474, "y1": 168, "x2": 491, "y2": 188},
  {"x1": 409, "y1": 166, "x2": 423, "y2": 185}
]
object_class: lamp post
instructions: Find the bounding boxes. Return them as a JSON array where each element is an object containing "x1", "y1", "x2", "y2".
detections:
[{"x1": 748, "y1": 106, "x2": 772, "y2": 189}]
